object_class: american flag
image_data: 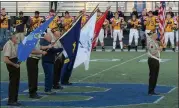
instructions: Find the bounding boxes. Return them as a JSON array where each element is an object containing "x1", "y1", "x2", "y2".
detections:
[{"x1": 158, "y1": 1, "x2": 166, "y2": 47}]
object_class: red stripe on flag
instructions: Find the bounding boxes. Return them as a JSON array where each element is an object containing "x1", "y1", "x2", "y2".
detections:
[
  {"x1": 92, "y1": 9, "x2": 109, "y2": 49},
  {"x1": 158, "y1": 2, "x2": 166, "y2": 47}
]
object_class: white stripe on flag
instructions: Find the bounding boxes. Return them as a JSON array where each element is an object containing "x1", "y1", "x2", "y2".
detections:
[{"x1": 73, "y1": 12, "x2": 97, "y2": 70}]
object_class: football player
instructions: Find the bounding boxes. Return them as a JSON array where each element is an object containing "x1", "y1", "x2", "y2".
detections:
[
  {"x1": 174, "y1": 16, "x2": 178, "y2": 51},
  {"x1": 128, "y1": 14, "x2": 140, "y2": 52},
  {"x1": 164, "y1": 13, "x2": 175, "y2": 52},
  {"x1": 61, "y1": 11, "x2": 74, "y2": 32},
  {"x1": 46, "y1": 9, "x2": 61, "y2": 43},
  {"x1": 111, "y1": 12, "x2": 125, "y2": 51},
  {"x1": 30, "y1": 11, "x2": 44, "y2": 32}
]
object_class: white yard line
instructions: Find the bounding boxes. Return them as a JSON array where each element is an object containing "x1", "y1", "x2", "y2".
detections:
[
  {"x1": 167, "y1": 87, "x2": 177, "y2": 93},
  {"x1": 154, "y1": 96, "x2": 165, "y2": 104},
  {"x1": 78, "y1": 53, "x2": 147, "y2": 82}
]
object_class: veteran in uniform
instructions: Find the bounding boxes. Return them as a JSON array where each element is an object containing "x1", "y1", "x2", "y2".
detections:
[
  {"x1": 3, "y1": 34, "x2": 21, "y2": 106},
  {"x1": 26, "y1": 40, "x2": 47, "y2": 99},
  {"x1": 146, "y1": 32, "x2": 162, "y2": 95}
]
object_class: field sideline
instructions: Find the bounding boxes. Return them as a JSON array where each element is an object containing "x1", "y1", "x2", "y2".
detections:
[{"x1": 0, "y1": 51, "x2": 178, "y2": 108}]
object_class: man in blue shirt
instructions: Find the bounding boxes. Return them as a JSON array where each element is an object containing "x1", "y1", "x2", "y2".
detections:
[{"x1": 40, "y1": 34, "x2": 63, "y2": 94}]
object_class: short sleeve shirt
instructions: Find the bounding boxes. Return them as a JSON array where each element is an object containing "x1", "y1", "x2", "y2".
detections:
[{"x1": 3, "y1": 40, "x2": 17, "y2": 59}]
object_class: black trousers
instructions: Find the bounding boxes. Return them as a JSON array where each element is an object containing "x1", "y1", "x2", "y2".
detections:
[
  {"x1": 148, "y1": 57, "x2": 160, "y2": 93},
  {"x1": 53, "y1": 54, "x2": 65, "y2": 86},
  {"x1": 6, "y1": 58, "x2": 20, "y2": 103},
  {"x1": 26, "y1": 57, "x2": 39, "y2": 95},
  {"x1": 50, "y1": 1, "x2": 57, "y2": 11}
]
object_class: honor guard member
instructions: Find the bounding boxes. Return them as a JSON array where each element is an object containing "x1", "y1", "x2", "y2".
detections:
[
  {"x1": 93, "y1": 9, "x2": 109, "y2": 51},
  {"x1": 61, "y1": 11, "x2": 74, "y2": 32},
  {"x1": 30, "y1": 11, "x2": 44, "y2": 32},
  {"x1": 13, "y1": 11, "x2": 26, "y2": 43},
  {"x1": 164, "y1": 13, "x2": 175, "y2": 52},
  {"x1": 147, "y1": 32, "x2": 162, "y2": 95},
  {"x1": 46, "y1": 9, "x2": 61, "y2": 41},
  {"x1": 127, "y1": 14, "x2": 140, "y2": 52},
  {"x1": 111, "y1": 12, "x2": 125, "y2": 51},
  {"x1": 0, "y1": 8, "x2": 8, "y2": 49},
  {"x1": 26, "y1": 39, "x2": 47, "y2": 99},
  {"x1": 52, "y1": 36, "x2": 64, "y2": 89},
  {"x1": 40, "y1": 34, "x2": 63, "y2": 94},
  {"x1": 144, "y1": 11, "x2": 157, "y2": 37},
  {"x1": 3, "y1": 34, "x2": 21, "y2": 106}
]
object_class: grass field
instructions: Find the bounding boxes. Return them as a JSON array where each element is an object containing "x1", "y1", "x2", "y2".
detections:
[{"x1": 0, "y1": 50, "x2": 178, "y2": 108}]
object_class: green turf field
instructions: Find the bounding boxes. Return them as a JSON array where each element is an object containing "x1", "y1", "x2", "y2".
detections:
[{"x1": 0, "y1": 51, "x2": 178, "y2": 108}]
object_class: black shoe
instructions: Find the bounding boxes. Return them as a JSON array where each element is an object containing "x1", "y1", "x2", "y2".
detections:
[
  {"x1": 128, "y1": 45, "x2": 131, "y2": 51},
  {"x1": 7, "y1": 102, "x2": 22, "y2": 106},
  {"x1": 135, "y1": 46, "x2": 138, "y2": 52},
  {"x1": 53, "y1": 85, "x2": 63, "y2": 90},
  {"x1": 163, "y1": 48, "x2": 166, "y2": 51},
  {"x1": 102, "y1": 47, "x2": 105, "y2": 51},
  {"x1": 29, "y1": 94, "x2": 42, "y2": 99},
  {"x1": 148, "y1": 92, "x2": 160, "y2": 96},
  {"x1": 112, "y1": 49, "x2": 115, "y2": 52},
  {"x1": 172, "y1": 48, "x2": 175, "y2": 52},
  {"x1": 121, "y1": 49, "x2": 124, "y2": 52}
]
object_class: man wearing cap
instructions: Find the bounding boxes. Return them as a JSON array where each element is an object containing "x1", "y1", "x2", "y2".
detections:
[
  {"x1": 147, "y1": 32, "x2": 162, "y2": 95},
  {"x1": 13, "y1": 11, "x2": 26, "y2": 43},
  {"x1": 3, "y1": 34, "x2": 21, "y2": 106}
]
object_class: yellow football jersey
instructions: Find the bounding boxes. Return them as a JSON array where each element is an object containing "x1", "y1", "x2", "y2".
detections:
[
  {"x1": 130, "y1": 19, "x2": 139, "y2": 29},
  {"x1": 31, "y1": 17, "x2": 42, "y2": 31},
  {"x1": 165, "y1": 18, "x2": 174, "y2": 32},
  {"x1": 0, "y1": 15, "x2": 8, "y2": 28},
  {"x1": 81, "y1": 15, "x2": 88, "y2": 26},
  {"x1": 49, "y1": 16, "x2": 59, "y2": 30},
  {"x1": 145, "y1": 16, "x2": 156, "y2": 31},
  {"x1": 63, "y1": 17, "x2": 73, "y2": 31},
  {"x1": 112, "y1": 18, "x2": 121, "y2": 30}
]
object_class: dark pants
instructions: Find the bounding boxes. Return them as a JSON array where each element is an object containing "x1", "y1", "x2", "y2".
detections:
[
  {"x1": 6, "y1": 58, "x2": 20, "y2": 103},
  {"x1": 42, "y1": 62, "x2": 54, "y2": 92},
  {"x1": 53, "y1": 55, "x2": 65, "y2": 86},
  {"x1": 26, "y1": 57, "x2": 39, "y2": 95},
  {"x1": 50, "y1": 1, "x2": 57, "y2": 11},
  {"x1": 148, "y1": 57, "x2": 160, "y2": 93}
]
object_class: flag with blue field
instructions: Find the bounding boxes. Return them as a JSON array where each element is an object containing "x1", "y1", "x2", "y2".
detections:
[
  {"x1": 17, "y1": 16, "x2": 55, "y2": 62},
  {"x1": 60, "y1": 16, "x2": 82, "y2": 84}
]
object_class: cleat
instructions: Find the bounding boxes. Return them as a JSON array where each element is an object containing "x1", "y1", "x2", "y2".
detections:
[
  {"x1": 135, "y1": 46, "x2": 138, "y2": 52},
  {"x1": 112, "y1": 49, "x2": 115, "y2": 52},
  {"x1": 172, "y1": 48, "x2": 175, "y2": 52}
]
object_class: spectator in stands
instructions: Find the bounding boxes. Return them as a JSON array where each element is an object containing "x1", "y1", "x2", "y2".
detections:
[
  {"x1": 13, "y1": 11, "x2": 26, "y2": 43},
  {"x1": 50, "y1": 1, "x2": 58, "y2": 11},
  {"x1": 0, "y1": 8, "x2": 8, "y2": 50},
  {"x1": 167, "y1": 7, "x2": 174, "y2": 18},
  {"x1": 131, "y1": 7, "x2": 138, "y2": 18},
  {"x1": 153, "y1": 6, "x2": 159, "y2": 16}
]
